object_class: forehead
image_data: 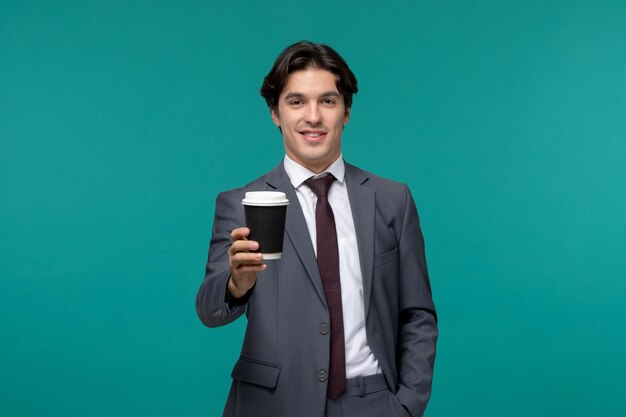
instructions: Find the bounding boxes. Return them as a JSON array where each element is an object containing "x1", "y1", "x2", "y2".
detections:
[{"x1": 280, "y1": 68, "x2": 339, "y2": 97}]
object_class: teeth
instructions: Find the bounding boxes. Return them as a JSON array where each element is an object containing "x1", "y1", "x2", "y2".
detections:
[{"x1": 305, "y1": 132, "x2": 321, "y2": 137}]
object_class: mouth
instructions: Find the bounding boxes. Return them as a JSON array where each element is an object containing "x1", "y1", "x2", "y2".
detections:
[{"x1": 299, "y1": 129, "x2": 327, "y2": 142}]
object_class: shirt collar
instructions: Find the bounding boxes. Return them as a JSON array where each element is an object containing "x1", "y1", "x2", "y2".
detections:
[{"x1": 283, "y1": 154, "x2": 345, "y2": 189}]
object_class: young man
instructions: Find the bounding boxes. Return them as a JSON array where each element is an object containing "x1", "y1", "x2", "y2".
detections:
[{"x1": 196, "y1": 41, "x2": 437, "y2": 417}]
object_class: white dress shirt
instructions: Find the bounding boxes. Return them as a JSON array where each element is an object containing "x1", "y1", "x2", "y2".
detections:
[{"x1": 283, "y1": 155, "x2": 381, "y2": 378}]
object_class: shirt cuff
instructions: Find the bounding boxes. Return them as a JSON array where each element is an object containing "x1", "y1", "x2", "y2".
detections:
[{"x1": 224, "y1": 282, "x2": 255, "y2": 310}]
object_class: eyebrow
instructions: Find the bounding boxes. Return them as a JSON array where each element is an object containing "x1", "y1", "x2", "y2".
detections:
[{"x1": 283, "y1": 91, "x2": 342, "y2": 101}]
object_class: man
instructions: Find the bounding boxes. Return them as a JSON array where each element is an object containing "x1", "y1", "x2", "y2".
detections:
[{"x1": 196, "y1": 41, "x2": 437, "y2": 417}]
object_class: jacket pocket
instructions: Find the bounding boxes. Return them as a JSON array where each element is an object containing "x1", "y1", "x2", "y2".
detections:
[
  {"x1": 374, "y1": 247, "x2": 398, "y2": 269},
  {"x1": 387, "y1": 390, "x2": 411, "y2": 417},
  {"x1": 231, "y1": 356, "x2": 281, "y2": 389}
]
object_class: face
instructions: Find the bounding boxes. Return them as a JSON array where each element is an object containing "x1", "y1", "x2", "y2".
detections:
[{"x1": 271, "y1": 68, "x2": 350, "y2": 173}]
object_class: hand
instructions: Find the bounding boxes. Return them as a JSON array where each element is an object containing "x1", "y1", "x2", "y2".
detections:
[{"x1": 227, "y1": 227, "x2": 266, "y2": 298}]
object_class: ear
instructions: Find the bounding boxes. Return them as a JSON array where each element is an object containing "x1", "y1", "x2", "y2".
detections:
[
  {"x1": 343, "y1": 107, "x2": 351, "y2": 125},
  {"x1": 271, "y1": 108, "x2": 281, "y2": 127}
]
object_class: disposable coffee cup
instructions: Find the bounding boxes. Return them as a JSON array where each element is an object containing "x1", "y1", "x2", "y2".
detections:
[{"x1": 242, "y1": 191, "x2": 289, "y2": 260}]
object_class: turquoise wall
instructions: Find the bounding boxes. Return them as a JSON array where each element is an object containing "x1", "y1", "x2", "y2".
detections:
[{"x1": 2, "y1": 1, "x2": 625, "y2": 415}]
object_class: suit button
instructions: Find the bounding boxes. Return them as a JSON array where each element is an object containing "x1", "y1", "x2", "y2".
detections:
[
  {"x1": 319, "y1": 323, "x2": 329, "y2": 334},
  {"x1": 318, "y1": 370, "x2": 328, "y2": 382}
]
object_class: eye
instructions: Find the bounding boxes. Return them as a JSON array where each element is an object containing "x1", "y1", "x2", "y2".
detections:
[
  {"x1": 321, "y1": 97, "x2": 336, "y2": 105},
  {"x1": 289, "y1": 98, "x2": 303, "y2": 106}
]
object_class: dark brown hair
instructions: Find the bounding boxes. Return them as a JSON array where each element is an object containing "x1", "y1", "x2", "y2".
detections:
[{"x1": 260, "y1": 41, "x2": 358, "y2": 112}]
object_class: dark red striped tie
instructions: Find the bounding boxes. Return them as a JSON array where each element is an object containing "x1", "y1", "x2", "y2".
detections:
[{"x1": 304, "y1": 174, "x2": 347, "y2": 399}]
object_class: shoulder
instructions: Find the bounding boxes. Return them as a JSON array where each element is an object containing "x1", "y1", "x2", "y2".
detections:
[
  {"x1": 215, "y1": 177, "x2": 264, "y2": 203},
  {"x1": 346, "y1": 162, "x2": 411, "y2": 199},
  {"x1": 214, "y1": 164, "x2": 283, "y2": 203},
  {"x1": 345, "y1": 162, "x2": 417, "y2": 224}
]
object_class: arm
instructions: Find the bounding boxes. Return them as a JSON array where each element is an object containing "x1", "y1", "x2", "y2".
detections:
[
  {"x1": 195, "y1": 190, "x2": 266, "y2": 327},
  {"x1": 396, "y1": 186, "x2": 438, "y2": 417}
]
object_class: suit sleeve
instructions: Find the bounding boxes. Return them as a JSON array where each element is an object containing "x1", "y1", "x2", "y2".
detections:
[
  {"x1": 195, "y1": 190, "x2": 248, "y2": 327},
  {"x1": 395, "y1": 186, "x2": 438, "y2": 417}
]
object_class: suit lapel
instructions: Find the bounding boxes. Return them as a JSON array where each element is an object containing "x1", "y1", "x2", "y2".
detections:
[
  {"x1": 264, "y1": 163, "x2": 327, "y2": 308},
  {"x1": 345, "y1": 163, "x2": 376, "y2": 319}
]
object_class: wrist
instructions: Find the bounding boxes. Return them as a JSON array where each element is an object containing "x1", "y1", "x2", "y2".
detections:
[{"x1": 227, "y1": 276, "x2": 249, "y2": 299}]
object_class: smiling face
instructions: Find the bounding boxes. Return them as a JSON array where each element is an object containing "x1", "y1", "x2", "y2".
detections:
[{"x1": 271, "y1": 68, "x2": 350, "y2": 173}]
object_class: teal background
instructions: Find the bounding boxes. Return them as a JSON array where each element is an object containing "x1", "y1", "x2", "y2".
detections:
[{"x1": 2, "y1": 1, "x2": 625, "y2": 416}]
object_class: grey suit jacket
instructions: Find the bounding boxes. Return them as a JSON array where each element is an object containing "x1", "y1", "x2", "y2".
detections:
[{"x1": 196, "y1": 161, "x2": 438, "y2": 417}]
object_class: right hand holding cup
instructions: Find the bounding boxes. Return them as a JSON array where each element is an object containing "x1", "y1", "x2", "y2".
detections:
[{"x1": 227, "y1": 227, "x2": 266, "y2": 298}]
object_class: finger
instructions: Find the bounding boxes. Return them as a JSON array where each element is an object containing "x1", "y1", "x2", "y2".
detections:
[
  {"x1": 229, "y1": 240, "x2": 260, "y2": 256},
  {"x1": 231, "y1": 252, "x2": 264, "y2": 267},
  {"x1": 231, "y1": 227, "x2": 250, "y2": 241},
  {"x1": 236, "y1": 264, "x2": 267, "y2": 274}
]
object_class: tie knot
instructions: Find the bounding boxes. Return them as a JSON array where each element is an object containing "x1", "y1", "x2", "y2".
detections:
[{"x1": 305, "y1": 174, "x2": 336, "y2": 198}]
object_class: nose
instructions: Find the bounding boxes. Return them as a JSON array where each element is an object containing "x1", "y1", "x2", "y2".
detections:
[{"x1": 304, "y1": 103, "x2": 322, "y2": 125}]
